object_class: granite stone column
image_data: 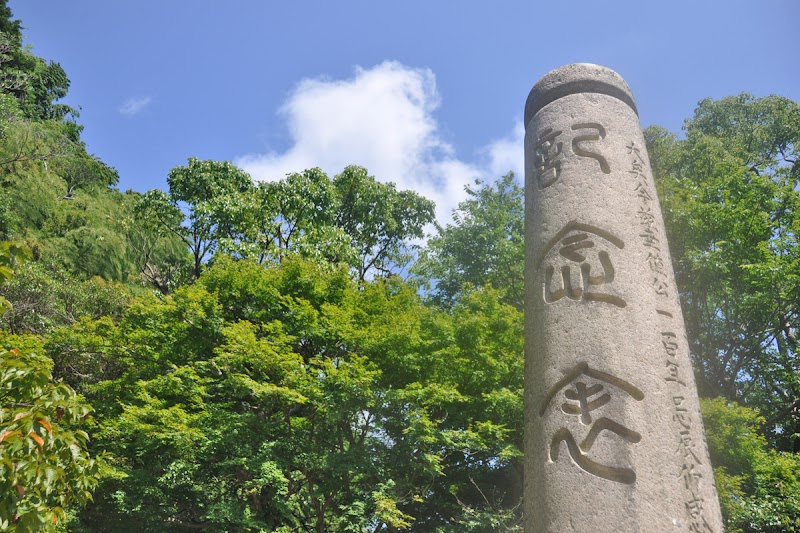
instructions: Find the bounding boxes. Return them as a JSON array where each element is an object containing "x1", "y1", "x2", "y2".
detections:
[{"x1": 523, "y1": 64, "x2": 723, "y2": 532}]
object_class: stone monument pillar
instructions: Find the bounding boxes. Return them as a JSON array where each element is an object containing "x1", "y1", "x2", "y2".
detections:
[{"x1": 523, "y1": 64, "x2": 723, "y2": 532}]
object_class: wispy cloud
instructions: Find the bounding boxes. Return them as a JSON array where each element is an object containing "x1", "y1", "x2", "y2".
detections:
[
  {"x1": 118, "y1": 96, "x2": 152, "y2": 117},
  {"x1": 236, "y1": 61, "x2": 521, "y2": 225}
]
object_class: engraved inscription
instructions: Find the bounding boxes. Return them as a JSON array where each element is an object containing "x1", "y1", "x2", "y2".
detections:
[
  {"x1": 562, "y1": 382, "x2": 610, "y2": 424},
  {"x1": 685, "y1": 494, "x2": 713, "y2": 532},
  {"x1": 541, "y1": 362, "x2": 644, "y2": 484},
  {"x1": 534, "y1": 122, "x2": 611, "y2": 189},
  {"x1": 662, "y1": 331, "x2": 686, "y2": 386},
  {"x1": 537, "y1": 222, "x2": 626, "y2": 308},
  {"x1": 679, "y1": 462, "x2": 703, "y2": 490},
  {"x1": 534, "y1": 127, "x2": 563, "y2": 188},
  {"x1": 571, "y1": 123, "x2": 611, "y2": 173},
  {"x1": 549, "y1": 420, "x2": 641, "y2": 484},
  {"x1": 628, "y1": 141, "x2": 670, "y2": 297},
  {"x1": 664, "y1": 335, "x2": 712, "y2": 531}
]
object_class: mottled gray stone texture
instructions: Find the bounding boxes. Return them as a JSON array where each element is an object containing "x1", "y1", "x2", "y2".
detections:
[{"x1": 524, "y1": 64, "x2": 723, "y2": 532}]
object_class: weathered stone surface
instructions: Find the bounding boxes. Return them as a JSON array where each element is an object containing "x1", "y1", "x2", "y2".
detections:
[{"x1": 523, "y1": 64, "x2": 723, "y2": 532}]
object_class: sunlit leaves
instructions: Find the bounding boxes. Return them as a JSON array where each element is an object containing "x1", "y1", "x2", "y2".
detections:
[
  {"x1": 647, "y1": 94, "x2": 800, "y2": 450},
  {"x1": 0, "y1": 337, "x2": 100, "y2": 532},
  {"x1": 702, "y1": 399, "x2": 800, "y2": 532},
  {"x1": 334, "y1": 165, "x2": 435, "y2": 280},
  {"x1": 47, "y1": 255, "x2": 524, "y2": 531},
  {"x1": 417, "y1": 172, "x2": 524, "y2": 309},
  {"x1": 0, "y1": 239, "x2": 29, "y2": 315}
]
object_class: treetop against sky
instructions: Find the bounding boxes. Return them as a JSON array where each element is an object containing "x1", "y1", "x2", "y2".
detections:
[{"x1": 11, "y1": 0, "x2": 799, "y2": 224}]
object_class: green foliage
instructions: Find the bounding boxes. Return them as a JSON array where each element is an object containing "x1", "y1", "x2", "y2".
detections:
[
  {"x1": 164, "y1": 157, "x2": 254, "y2": 280},
  {"x1": 0, "y1": 335, "x2": 101, "y2": 532},
  {"x1": 0, "y1": 125, "x2": 139, "y2": 285},
  {"x1": 47, "y1": 257, "x2": 523, "y2": 531},
  {"x1": 701, "y1": 398, "x2": 800, "y2": 532},
  {"x1": 167, "y1": 158, "x2": 253, "y2": 206},
  {"x1": 220, "y1": 167, "x2": 353, "y2": 266},
  {"x1": 647, "y1": 93, "x2": 800, "y2": 451},
  {"x1": 0, "y1": 1, "x2": 76, "y2": 123},
  {"x1": 0, "y1": 237, "x2": 101, "y2": 531},
  {"x1": 52, "y1": 148, "x2": 119, "y2": 199},
  {"x1": 333, "y1": 165, "x2": 435, "y2": 280},
  {"x1": 152, "y1": 162, "x2": 435, "y2": 283},
  {"x1": 0, "y1": 98, "x2": 71, "y2": 174},
  {"x1": 0, "y1": 239, "x2": 29, "y2": 314},
  {"x1": 702, "y1": 398, "x2": 768, "y2": 479},
  {"x1": 0, "y1": 131, "x2": 167, "y2": 304},
  {"x1": 127, "y1": 190, "x2": 191, "y2": 293},
  {"x1": 0, "y1": 262, "x2": 131, "y2": 334},
  {"x1": 417, "y1": 172, "x2": 524, "y2": 309}
]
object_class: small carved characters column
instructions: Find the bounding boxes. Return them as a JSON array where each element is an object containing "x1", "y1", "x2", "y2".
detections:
[{"x1": 523, "y1": 64, "x2": 723, "y2": 532}]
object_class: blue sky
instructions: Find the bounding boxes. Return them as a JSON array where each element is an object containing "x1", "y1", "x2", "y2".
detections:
[{"x1": 11, "y1": 1, "x2": 799, "y2": 222}]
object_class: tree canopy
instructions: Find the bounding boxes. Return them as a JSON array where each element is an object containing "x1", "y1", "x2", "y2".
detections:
[
  {"x1": 647, "y1": 93, "x2": 800, "y2": 452},
  {"x1": 415, "y1": 172, "x2": 524, "y2": 310},
  {"x1": 1, "y1": 2, "x2": 799, "y2": 530}
]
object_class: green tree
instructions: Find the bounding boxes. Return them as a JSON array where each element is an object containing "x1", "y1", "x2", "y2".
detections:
[
  {"x1": 219, "y1": 167, "x2": 354, "y2": 266},
  {"x1": 701, "y1": 398, "x2": 800, "y2": 532},
  {"x1": 417, "y1": 172, "x2": 524, "y2": 309},
  {"x1": 0, "y1": 0, "x2": 76, "y2": 124},
  {"x1": 52, "y1": 256, "x2": 523, "y2": 531},
  {"x1": 165, "y1": 157, "x2": 254, "y2": 280},
  {"x1": 53, "y1": 149, "x2": 119, "y2": 200},
  {"x1": 0, "y1": 241, "x2": 100, "y2": 531},
  {"x1": 0, "y1": 97, "x2": 71, "y2": 173},
  {"x1": 198, "y1": 165, "x2": 434, "y2": 280},
  {"x1": 647, "y1": 94, "x2": 800, "y2": 451},
  {"x1": 333, "y1": 165, "x2": 435, "y2": 280},
  {"x1": 0, "y1": 92, "x2": 135, "y2": 285},
  {"x1": 0, "y1": 337, "x2": 101, "y2": 532},
  {"x1": 128, "y1": 190, "x2": 190, "y2": 293}
]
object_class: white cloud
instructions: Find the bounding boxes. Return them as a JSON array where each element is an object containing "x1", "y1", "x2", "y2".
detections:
[
  {"x1": 236, "y1": 61, "x2": 522, "y2": 225},
  {"x1": 118, "y1": 96, "x2": 152, "y2": 117},
  {"x1": 484, "y1": 119, "x2": 525, "y2": 180}
]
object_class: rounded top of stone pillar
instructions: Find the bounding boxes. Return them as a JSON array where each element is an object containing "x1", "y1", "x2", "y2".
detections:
[{"x1": 524, "y1": 63, "x2": 638, "y2": 128}]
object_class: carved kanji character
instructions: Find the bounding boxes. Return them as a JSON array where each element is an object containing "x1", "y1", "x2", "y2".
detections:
[
  {"x1": 534, "y1": 127, "x2": 563, "y2": 188},
  {"x1": 571, "y1": 123, "x2": 610, "y2": 173}
]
